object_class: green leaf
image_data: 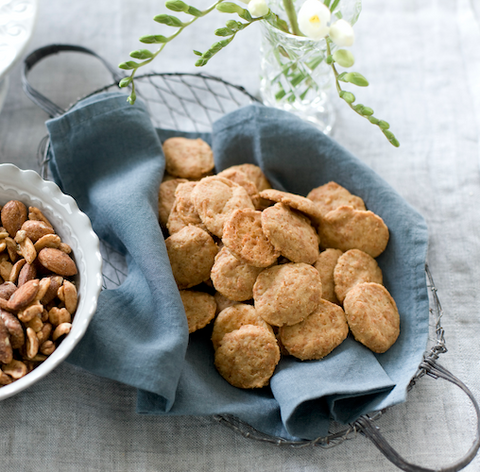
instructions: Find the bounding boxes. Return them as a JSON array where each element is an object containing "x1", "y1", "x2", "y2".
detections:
[
  {"x1": 153, "y1": 14, "x2": 184, "y2": 27},
  {"x1": 361, "y1": 106, "x2": 374, "y2": 116},
  {"x1": 165, "y1": 0, "x2": 189, "y2": 12},
  {"x1": 265, "y1": 12, "x2": 289, "y2": 33},
  {"x1": 339, "y1": 90, "x2": 355, "y2": 104},
  {"x1": 368, "y1": 116, "x2": 379, "y2": 124},
  {"x1": 275, "y1": 87, "x2": 286, "y2": 100},
  {"x1": 119, "y1": 77, "x2": 132, "y2": 88},
  {"x1": 215, "y1": 27, "x2": 234, "y2": 36},
  {"x1": 378, "y1": 120, "x2": 390, "y2": 130},
  {"x1": 330, "y1": 0, "x2": 340, "y2": 12},
  {"x1": 139, "y1": 34, "x2": 169, "y2": 44},
  {"x1": 238, "y1": 8, "x2": 252, "y2": 21},
  {"x1": 343, "y1": 72, "x2": 369, "y2": 87},
  {"x1": 195, "y1": 58, "x2": 208, "y2": 66},
  {"x1": 332, "y1": 49, "x2": 355, "y2": 68},
  {"x1": 130, "y1": 49, "x2": 155, "y2": 60},
  {"x1": 326, "y1": 55, "x2": 333, "y2": 65},
  {"x1": 127, "y1": 91, "x2": 137, "y2": 104},
  {"x1": 118, "y1": 61, "x2": 139, "y2": 70},
  {"x1": 323, "y1": 0, "x2": 331, "y2": 7},
  {"x1": 187, "y1": 5, "x2": 203, "y2": 16},
  {"x1": 383, "y1": 130, "x2": 400, "y2": 147},
  {"x1": 353, "y1": 103, "x2": 364, "y2": 113},
  {"x1": 193, "y1": 50, "x2": 203, "y2": 56},
  {"x1": 226, "y1": 20, "x2": 244, "y2": 31},
  {"x1": 216, "y1": 2, "x2": 244, "y2": 14},
  {"x1": 337, "y1": 72, "x2": 347, "y2": 81}
]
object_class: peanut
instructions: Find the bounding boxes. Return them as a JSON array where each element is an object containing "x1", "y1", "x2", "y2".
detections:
[{"x1": 0, "y1": 201, "x2": 79, "y2": 389}]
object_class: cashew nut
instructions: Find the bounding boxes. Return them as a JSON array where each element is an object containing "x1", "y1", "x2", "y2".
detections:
[
  {"x1": 17, "y1": 303, "x2": 43, "y2": 323},
  {"x1": 39, "y1": 340, "x2": 55, "y2": 356},
  {"x1": 25, "y1": 327, "x2": 39, "y2": 359},
  {"x1": 48, "y1": 307, "x2": 71, "y2": 326},
  {"x1": 0, "y1": 371, "x2": 12, "y2": 385},
  {"x1": 2, "y1": 360, "x2": 28, "y2": 379},
  {"x1": 62, "y1": 281, "x2": 78, "y2": 315},
  {"x1": 28, "y1": 206, "x2": 54, "y2": 230},
  {"x1": 34, "y1": 234, "x2": 61, "y2": 253},
  {"x1": 52, "y1": 322, "x2": 72, "y2": 341},
  {"x1": 9, "y1": 258, "x2": 26, "y2": 284},
  {"x1": 0, "y1": 317, "x2": 13, "y2": 364}
]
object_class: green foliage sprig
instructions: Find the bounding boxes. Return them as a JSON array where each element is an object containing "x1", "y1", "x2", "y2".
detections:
[
  {"x1": 326, "y1": 39, "x2": 399, "y2": 147},
  {"x1": 119, "y1": 0, "x2": 400, "y2": 147}
]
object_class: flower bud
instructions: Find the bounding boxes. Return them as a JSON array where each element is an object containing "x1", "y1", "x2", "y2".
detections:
[
  {"x1": 329, "y1": 19, "x2": 355, "y2": 47},
  {"x1": 248, "y1": 0, "x2": 268, "y2": 17},
  {"x1": 298, "y1": 0, "x2": 331, "y2": 40}
]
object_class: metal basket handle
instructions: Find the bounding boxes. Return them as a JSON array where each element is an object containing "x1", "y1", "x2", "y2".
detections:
[
  {"x1": 355, "y1": 358, "x2": 480, "y2": 472},
  {"x1": 22, "y1": 43, "x2": 123, "y2": 117}
]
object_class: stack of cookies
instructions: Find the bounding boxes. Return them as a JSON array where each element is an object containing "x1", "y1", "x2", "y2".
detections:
[{"x1": 160, "y1": 137, "x2": 400, "y2": 390}]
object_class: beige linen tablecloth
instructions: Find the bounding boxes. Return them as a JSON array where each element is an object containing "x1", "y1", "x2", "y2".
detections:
[{"x1": 0, "y1": 0, "x2": 480, "y2": 470}]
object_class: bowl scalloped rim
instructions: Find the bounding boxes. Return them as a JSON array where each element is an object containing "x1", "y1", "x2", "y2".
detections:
[{"x1": 0, "y1": 163, "x2": 102, "y2": 401}]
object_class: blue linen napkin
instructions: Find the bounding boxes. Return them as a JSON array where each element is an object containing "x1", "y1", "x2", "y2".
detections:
[{"x1": 46, "y1": 92, "x2": 429, "y2": 440}]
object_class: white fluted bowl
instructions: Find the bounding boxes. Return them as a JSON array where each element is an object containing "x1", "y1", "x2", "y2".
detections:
[{"x1": 0, "y1": 163, "x2": 102, "y2": 400}]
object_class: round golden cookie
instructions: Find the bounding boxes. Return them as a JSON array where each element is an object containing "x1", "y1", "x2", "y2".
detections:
[
  {"x1": 227, "y1": 164, "x2": 271, "y2": 192},
  {"x1": 167, "y1": 181, "x2": 206, "y2": 235},
  {"x1": 259, "y1": 189, "x2": 322, "y2": 224},
  {"x1": 158, "y1": 178, "x2": 188, "y2": 227},
  {"x1": 165, "y1": 225, "x2": 218, "y2": 289},
  {"x1": 279, "y1": 299, "x2": 349, "y2": 360},
  {"x1": 217, "y1": 168, "x2": 261, "y2": 209},
  {"x1": 253, "y1": 262, "x2": 322, "y2": 327},
  {"x1": 180, "y1": 290, "x2": 217, "y2": 333},
  {"x1": 222, "y1": 208, "x2": 279, "y2": 268},
  {"x1": 314, "y1": 248, "x2": 343, "y2": 305},
  {"x1": 343, "y1": 282, "x2": 400, "y2": 353},
  {"x1": 163, "y1": 137, "x2": 214, "y2": 179},
  {"x1": 214, "y1": 324, "x2": 280, "y2": 389},
  {"x1": 307, "y1": 181, "x2": 366, "y2": 218},
  {"x1": 333, "y1": 249, "x2": 383, "y2": 303},
  {"x1": 210, "y1": 247, "x2": 264, "y2": 301},
  {"x1": 318, "y1": 205, "x2": 389, "y2": 258},
  {"x1": 261, "y1": 203, "x2": 320, "y2": 264},
  {"x1": 211, "y1": 303, "x2": 273, "y2": 350},
  {"x1": 192, "y1": 176, "x2": 254, "y2": 238}
]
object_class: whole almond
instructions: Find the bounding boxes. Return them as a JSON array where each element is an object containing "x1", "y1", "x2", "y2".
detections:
[
  {"x1": 41, "y1": 275, "x2": 63, "y2": 305},
  {"x1": 1, "y1": 200, "x2": 27, "y2": 237},
  {"x1": 17, "y1": 263, "x2": 37, "y2": 287},
  {"x1": 7, "y1": 279, "x2": 40, "y2": 311},
  {"x1": 1, "y1": 309, "x2": 25, "y2": 349},
  {"x1": 21, "y1": 220, "x2": 55, "y2": 243},
  {"x1": 37, "y1": 248, "x2": 78, "y2": 277},
  {"x1": 0, "y1": 281, "x2": 17, "y2": 300}
]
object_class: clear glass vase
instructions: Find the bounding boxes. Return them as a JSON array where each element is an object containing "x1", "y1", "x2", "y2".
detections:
[{"x1": 259, "y1": 0, "x2": 362, "y2": 134}]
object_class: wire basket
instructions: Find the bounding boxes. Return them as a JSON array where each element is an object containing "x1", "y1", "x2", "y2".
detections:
[{"x1": 23, "y1": 44, "x2": 480, "y2": 472}]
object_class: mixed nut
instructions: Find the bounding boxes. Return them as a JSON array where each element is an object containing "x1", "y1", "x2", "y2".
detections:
[{"x1": 0, "y1": 200, "x2": 78, "y2": 387}]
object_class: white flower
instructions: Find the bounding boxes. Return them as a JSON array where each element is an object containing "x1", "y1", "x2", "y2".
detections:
[
  {"x1": 298, "y1": 0, "x2": 331, "y2": 40},
  {"x1": 329, "y1": 19, "x2": 355, "y2": 47},
  {"x1": 248, "y1": 0, "x2": 269, "y2": 17}
]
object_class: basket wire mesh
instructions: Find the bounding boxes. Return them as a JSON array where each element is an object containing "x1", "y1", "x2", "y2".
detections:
[
  {"x1": 31, "y1": 64, "x2": 479, "y2": 471},
  {"x1": 39, "y1": 71, "x2": 447, "y2": 441}
]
